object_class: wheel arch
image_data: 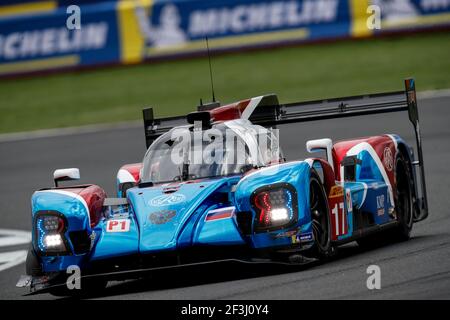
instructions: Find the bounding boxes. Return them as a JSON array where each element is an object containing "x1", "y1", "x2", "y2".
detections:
[
  {"x1": 305, "y1": 158, "x2": 335, "y2": 196},
  {"x1": 395, "y1": 139, "x2": 421, "y2": 221}
]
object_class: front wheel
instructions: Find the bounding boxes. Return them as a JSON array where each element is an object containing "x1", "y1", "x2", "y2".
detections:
[
  {"x1": 307, "y1": 170, "x2": 333, "y2": 259},
  {"x1": 25, "y1": 247, "x2": 42, "y2": 276}
]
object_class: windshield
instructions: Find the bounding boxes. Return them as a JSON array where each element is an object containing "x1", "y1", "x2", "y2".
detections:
[{"x1": 140, "y1": 121, "x2": 281, "y2": 183}]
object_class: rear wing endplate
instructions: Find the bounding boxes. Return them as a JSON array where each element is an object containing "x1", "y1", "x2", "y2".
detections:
[{"x1": 143, "y1": 108, "x2": 186, "y2": 149}]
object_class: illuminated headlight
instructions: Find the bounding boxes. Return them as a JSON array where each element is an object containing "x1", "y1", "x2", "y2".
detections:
[
  {"x1": 35, "y1": 213, "x2": 68, "y2": 254},
  {"x1": 252, "y1": 184, "x2": 298, "y2": 232},
  {"x1": 270, "y1": 208, "x2": 289, "y2": 221},
  {"x1": 44, "y1": 234, "x2": 63, "y2": 247}
]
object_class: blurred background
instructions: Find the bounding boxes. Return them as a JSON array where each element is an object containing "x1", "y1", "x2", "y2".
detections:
[{"x1": 0, "y1": 0, "x2": 449, "y2": 134}]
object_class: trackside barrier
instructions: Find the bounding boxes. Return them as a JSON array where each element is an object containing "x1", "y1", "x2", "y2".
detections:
[{"x1": 0, "y1": 0, "x2": 449, "y2": 77}]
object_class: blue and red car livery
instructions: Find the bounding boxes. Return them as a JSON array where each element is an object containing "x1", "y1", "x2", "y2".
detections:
[{"x1": 18, "y1": 78, "x2": 429, "y2": 295}]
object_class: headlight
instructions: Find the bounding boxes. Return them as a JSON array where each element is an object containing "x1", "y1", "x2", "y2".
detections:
[
  {"x1": 35, "y1": 213, "x2": 69, "y2": 255},
  {"x1": 270, "y1": 208, "x2": 289, "y2": 221},
  {"x1": 252, "y1": 184, "x2": 298, "y2": 232},
  {"x1": 44, "y1": 234, "x2": 63, "y2": 247},
  {"x1": 41, "y1": 215, "x2": 64, "y2": 232}
]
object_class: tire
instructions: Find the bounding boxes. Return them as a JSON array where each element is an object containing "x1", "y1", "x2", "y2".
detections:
[
  {"x1": 389, "y1": 152, "x2": 414, "y2": 241},
  {"x1": 357, "y1": 152, "x2": 414, "y2": 248},
  {"x1": 25, "y1": 246, "x2": 42, "y2": 276},
  {"x1": 307, "y1": 170, "x2": 333, "y2": 259},
  {"x1": 25, "y1": 247, "x2": 107, "y2": 297}
]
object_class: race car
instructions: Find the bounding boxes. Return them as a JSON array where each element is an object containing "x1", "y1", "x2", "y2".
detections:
[{"x1": 17, "y1": 78, "x2": 428, "y2": 295}]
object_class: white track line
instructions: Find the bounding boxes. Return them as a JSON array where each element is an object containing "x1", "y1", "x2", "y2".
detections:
[
  {"x1": 0, "y1": 89, "x2": 449, "y2": 143},
  {"x1": 0, "y1": 229, "x2": 31, "y2": 248},
  {"x1": 0, "y1": 120, "x2": 140, "y2": 143},
  {"x1": 0, "y1": 229, "x2": 31, "y2": 272},
  {"x1": 418, "y1": 88, "x2": 450, "y2": 99},
  {"x1": 0, "y1": 250, "x2": 28, "y2": 272}
]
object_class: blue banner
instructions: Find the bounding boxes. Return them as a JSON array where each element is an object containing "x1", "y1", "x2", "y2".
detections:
[
  {"x1": 140, "y1": 0, "x2": 351, "y2": 56},
  {"x1": 0, "y1": 0, "x2": 449, "y2": 77},
  {"x1": 0, "y1": 2, "x2": 120, "y2": 75},
  {"x1": 374, "y1": 0, "x2": 450, "y2": 31}
]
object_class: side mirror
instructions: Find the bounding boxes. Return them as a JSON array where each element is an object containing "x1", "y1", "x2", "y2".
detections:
[
  {"x1": 340, "y1": 156, "x2": 362, "y2": 182},
  {"x1": 53, "y1": 168, "x2": 80, "y2": 187}
]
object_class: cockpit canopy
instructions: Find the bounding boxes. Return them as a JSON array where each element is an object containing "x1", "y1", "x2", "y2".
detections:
[{"x1": 140, "y1": 120, "x2": 282, "y2": 184}]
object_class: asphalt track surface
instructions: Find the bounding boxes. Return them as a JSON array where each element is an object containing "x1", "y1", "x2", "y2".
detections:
[{"x1": 0, "y1": 94, "x2": 449, "y2": 300}]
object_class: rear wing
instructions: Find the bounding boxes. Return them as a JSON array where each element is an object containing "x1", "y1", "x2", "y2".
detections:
[
  {"x1": 142, "y1": 108, "x2": 186, "y2": 149},
  {"x1": 249, "y1": 78, "x2": 428, "y2": 222}
]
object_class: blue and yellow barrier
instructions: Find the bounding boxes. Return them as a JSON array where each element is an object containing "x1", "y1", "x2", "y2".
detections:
[{"x1": 0, "y1": 0, "x2": 449, "y2": 77}]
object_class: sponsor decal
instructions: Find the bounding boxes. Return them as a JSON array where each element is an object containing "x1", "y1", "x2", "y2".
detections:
[
  {"x1": 187, "y1": 1, "x2": 339, "y2": 38},
  {"x1": 106, "y1": 219, "x2": 130, "y2": 232},
  {"x1": 291, "y1": 232, "x2": 313, "y2": 244},
  {"x1": 329, "y1": 185, "x2": 344, "y2": 198},
  {"x1": 149, "y1": 210, "x2": 177, "y2": 224},
  {"x1": 376, "y1": 194, "x2": 385, "y2": 216},
  {"x1": 346, "y1": 188, "x2": 353, "y2": 212},
  {"x1": 298, "y1": 232, "x2": 314, "y2": 242},
  {"x1": 0, "y1": 23, "x2": 109, "y2": 61},
  {"x1": 136, "y1": 1, "x2": 340, "y2": 50},
  {"x1": 149, "y1": 193, "x2": 186, "y2": 206},
  {"x1": 383, "y1": 147, "x2": 394, "y2": 172},
  {"x1": 136, "y1": 4, "x2": 187, "y2": 49},
  {"x1": 275, "y1": 230, "x2": 298, "y2": 239}
]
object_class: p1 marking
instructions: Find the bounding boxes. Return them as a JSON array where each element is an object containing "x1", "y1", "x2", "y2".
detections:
[{"x1": 106, "y1": 219, "x2": 130, "y2": 232}]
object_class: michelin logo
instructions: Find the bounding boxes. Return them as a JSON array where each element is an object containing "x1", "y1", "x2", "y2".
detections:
[
  {"x1": 189, "y1": 0, "x2": 338, "y2": 36},
  {"x1": 136, "y1": 0, "x2": 339, "y2": 48},
  {"x1": 0, "y1": 23, "x2": 108, "y2": 60},
  {"x1": 136, "y1": 4, "x2": 187, "y2": 48}
]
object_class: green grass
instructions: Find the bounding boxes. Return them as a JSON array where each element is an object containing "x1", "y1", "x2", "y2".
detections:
[{"x1": 1, "y1": 32, "x2": 449, "y2": 134}]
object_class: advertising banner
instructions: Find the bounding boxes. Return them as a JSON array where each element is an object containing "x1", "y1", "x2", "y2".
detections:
[
  {"x1": 373, "y1": 0, "x2": 450, "y2": 31},
  {"x1": 0, "y1": 1, "x2": 120, "y2": 76},
  {"x1": 119, "y1": 0, "x2": 352, "y2": 63},
  {"x1": 0, "y1": 0, "x2": 449, "y2": 77}
]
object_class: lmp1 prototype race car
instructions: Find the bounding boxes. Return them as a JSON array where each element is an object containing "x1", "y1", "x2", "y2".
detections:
[{"x1": 18, "y1": 78, "x2": 428, "y2": 295}]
